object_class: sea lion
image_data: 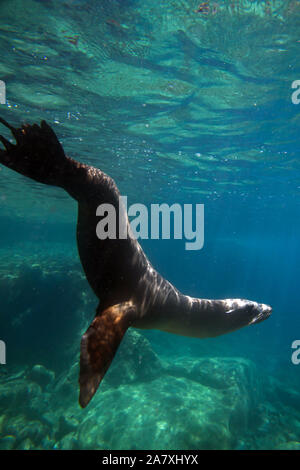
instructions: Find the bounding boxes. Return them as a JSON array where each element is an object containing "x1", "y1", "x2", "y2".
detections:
[{"x1": 0, "y1": 118, "x2": 272, "y2": 407}]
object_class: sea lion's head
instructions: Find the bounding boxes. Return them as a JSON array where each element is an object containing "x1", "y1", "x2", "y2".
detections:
[{"x1": 224, "y1": 299, "x2": 272, "y2": 327}]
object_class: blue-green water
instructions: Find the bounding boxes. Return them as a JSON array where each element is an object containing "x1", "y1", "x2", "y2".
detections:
[{"x1": 0, "y1": 0, "x2": 300, "y2": 450}]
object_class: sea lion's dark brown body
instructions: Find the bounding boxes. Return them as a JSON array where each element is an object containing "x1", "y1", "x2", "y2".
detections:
[{"x1": 0, "y1": 118, "x2": 272, "y2": 407}]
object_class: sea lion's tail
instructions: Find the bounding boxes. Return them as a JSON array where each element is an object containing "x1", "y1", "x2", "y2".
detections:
[{"x1": 79, "y1": 301, "x2": 137, "y2": 408}]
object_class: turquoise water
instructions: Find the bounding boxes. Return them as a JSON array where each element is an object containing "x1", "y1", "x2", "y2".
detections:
[{"x1": 0, "y1": 0, "x2": 300, "y2": 450}]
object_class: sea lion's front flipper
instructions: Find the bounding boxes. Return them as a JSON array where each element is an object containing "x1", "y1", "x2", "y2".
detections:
[
  {"x1": 79, "y1": 301, "x2": 137, "y2": 408},
  {"x1": 0, "y1": 118, "x2": 68, "y2": 186}
]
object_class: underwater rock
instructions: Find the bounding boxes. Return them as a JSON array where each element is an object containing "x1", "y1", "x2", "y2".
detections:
[
  {"x1": 0, "y1": 414, "x2": 6, "y2": 434},
  {"x1": 3, "y1": 417, "x2": 46, "y2": 447},
  {"x1": 27, "y1": 364, "x2": 55, "y2": 389},
  {"x1": 276, "y1": 441, "x2": 300, "y2": 450},
  {"x1": 164, "y1": 356, "x2": 260, "y2": 438},
  {"x1": 0, "y1": 379, "x2": 41, "y2": 411},
  {"x1": 40, "y1": 435, "x2": 55, "y2": 450},
  {"x1": 54, "y1": 432, "x2": 79, "y2": 450},
  {"x1": 0, "y1": 435, "x2": 16, "y2": 450},
  {"x1": 57, "y1": 415, "x2": 79, "y2": 439},
  {"x1": 1, "y1": 352, "x2": 297, "y2": 450},
  {"x1": 274, "y1": 383, "x2": 300, "y2": 412},
  {"x1": 76, "y1": 376, "x2": 233, "y2": 450},
  {"x1": 74, "y1": 356, "x2": 260, "y2": 450},
  {"x1": 104, "y1": 329, "x2": 163, "y2": 387},
  {"x1": 17, "y1": 438, "x2": 34, "y2": 450},
  {"x1": 0, "y1": 342, "x2": 265, "y2": 449},
  {"x1": 0, "y1": 249, "x2": 95, "y2": 371},
  {"x1": 54, "y1": 362, "x2": 79, "y2": 403},
  {"x1": 165, "y1": 356, "x2": 258, "y2": 392}
]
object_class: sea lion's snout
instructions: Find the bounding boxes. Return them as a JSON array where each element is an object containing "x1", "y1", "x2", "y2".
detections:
[
  {"x1": 239, "y1": 300, "x2": 272, "y2": 326},
  {"x1": 250, "y1": 302, "x2": 272, "y2": 324},
  {"x1": 223, "y1": 299, "x2": 272, "y2": 330}
]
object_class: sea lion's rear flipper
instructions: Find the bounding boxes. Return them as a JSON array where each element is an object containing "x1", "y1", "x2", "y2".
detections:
[{"x1": 79, "y1": 301, "x2": 137, "y2": 408}]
